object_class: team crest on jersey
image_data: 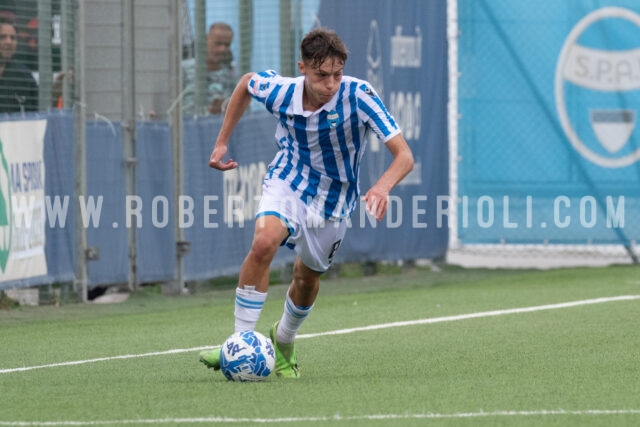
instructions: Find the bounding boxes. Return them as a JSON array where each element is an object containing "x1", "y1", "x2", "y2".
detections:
[
  {"x1": 327, "y1": 110, "x2": 339, "y2": 128},
  {"x1": 360, "y1": 84, "x2": 377, "y2": 98}
]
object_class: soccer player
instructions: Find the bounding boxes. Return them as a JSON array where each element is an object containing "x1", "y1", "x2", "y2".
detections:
[{"x1": 200, "y1": 27, "x2": 414, "y2": 378}]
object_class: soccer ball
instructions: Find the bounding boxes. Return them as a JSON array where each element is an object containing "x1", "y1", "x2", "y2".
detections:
[{"x1": 219, "y1": 330, "x2": 276, "y2": 382}]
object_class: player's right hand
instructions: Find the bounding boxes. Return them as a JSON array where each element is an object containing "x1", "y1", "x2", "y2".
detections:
[{"x1": 209, "y1": 143, "x2": 238, "y2": 171}]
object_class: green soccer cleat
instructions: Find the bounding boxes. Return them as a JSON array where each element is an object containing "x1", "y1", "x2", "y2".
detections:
[
  {"x1": 199, "y1": 348, "x2": 221, "y2": 370},
  {"x1": 269, "y1": 321, "x2": 300, "y2": 379}
]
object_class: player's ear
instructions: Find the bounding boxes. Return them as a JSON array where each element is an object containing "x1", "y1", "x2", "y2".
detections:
[{"x1": 297, "y1": 61, "x2": 305, "y2": 76}]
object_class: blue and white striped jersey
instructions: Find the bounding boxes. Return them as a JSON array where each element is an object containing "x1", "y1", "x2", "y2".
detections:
[{"x1": 249, "y1": 70, "x2": 401, "y2": 221}]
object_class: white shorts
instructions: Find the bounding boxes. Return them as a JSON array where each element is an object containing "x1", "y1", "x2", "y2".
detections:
[{"x1": 256, "y1": 178, "x2": 347, "y2": 273}]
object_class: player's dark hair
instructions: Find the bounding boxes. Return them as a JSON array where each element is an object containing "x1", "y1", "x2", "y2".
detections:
[{"x1": 300, "y1": 27, "x2": 348, "y2": 69}]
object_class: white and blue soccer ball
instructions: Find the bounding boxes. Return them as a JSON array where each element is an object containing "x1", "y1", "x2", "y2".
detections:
[{"x1": 219, "y1": 330, "x2": 276, "y2": 382}]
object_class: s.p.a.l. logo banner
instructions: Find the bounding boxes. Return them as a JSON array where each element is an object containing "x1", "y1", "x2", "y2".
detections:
[{"x1": 555, "y1": 7, "x2": 640, "y2": 168}]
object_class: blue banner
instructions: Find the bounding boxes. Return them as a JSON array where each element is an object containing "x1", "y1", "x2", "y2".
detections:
[
  {"x1": 182, "y1": 113, "x2": 295, "y2": 281},
  {"x1": 316, "y1": 0, "x2": 449, "y2": 261}
]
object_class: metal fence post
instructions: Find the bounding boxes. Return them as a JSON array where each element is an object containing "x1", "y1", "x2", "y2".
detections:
[
  {"x1": 122, "y1": 0, "x2": 137, "y2": 291},
  {"x1": 61, "y1": 0, "x2": 73, "y2": 109},
  {"x1": 74, "y1": 0, "x2": 87, "y2": 302},
  {"x1": 37, "y1": 0, "x2": 53, "y2": 110},
  {"x1": 279, "y1": 0, "x2": 294, "y2": 77},
  {"x1": 194, "y1": 0, "x2": 206, "y2": 115},
  {"x1": 239, "y1": 0, "x2": 253, "y2": 75},
  {"x1": 170, "y1": 0, "x2": 187, "y2": 294}
]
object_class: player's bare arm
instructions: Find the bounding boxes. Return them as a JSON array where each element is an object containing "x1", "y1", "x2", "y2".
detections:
[
  {"x1": 208, "y1": 72, "x2": 256, "y2": 171},
  {"x1": 363, "y1": 133, "x2": 414, "y2": 221}
]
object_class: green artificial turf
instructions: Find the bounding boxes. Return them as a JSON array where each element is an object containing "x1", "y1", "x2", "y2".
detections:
[{"x1": 0, "y1": 264, "x2": 639, "y2": 426}]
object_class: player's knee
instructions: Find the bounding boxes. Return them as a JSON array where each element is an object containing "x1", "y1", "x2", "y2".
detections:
[{"x1": 248, "y1": 234, "x2": 279, "y2": 264}]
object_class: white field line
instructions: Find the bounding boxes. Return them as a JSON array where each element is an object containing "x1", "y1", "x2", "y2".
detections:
[
  {"x1": 295, "y1": 294, "x2": 640, "y2": 339},
  {"x1": 1, "y1": 409, "x2": 640, "y2": 425},
  {"x1": 1, "y1": 295, "x2": 639, "y2": 375}
]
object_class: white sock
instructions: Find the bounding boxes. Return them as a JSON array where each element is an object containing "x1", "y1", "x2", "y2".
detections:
[
  {"x1": 277, "y1": 292, "x2": 313, "y2": 344},
  {"x1": 234, "y1": 286, "x2": 267, "y2": 332}
]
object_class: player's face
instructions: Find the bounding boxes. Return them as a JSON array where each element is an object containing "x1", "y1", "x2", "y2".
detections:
[
  {"x1": 0, "y1": 24, "x2": 17, "y2": 63},
  {"x1": 299, "y1": 56, "x2": 344, "y2": 109}
]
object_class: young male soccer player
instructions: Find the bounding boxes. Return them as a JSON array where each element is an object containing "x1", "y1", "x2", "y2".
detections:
[{"x1": 200, "y1": 28, "x2": 414, "y2": 378}]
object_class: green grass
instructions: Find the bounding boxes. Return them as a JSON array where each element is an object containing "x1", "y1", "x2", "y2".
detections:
[{"x1": 1, "y1": 264, "x2": 639, "y2": 426}]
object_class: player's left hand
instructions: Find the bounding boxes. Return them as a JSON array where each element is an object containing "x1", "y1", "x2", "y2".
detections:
[{"x1": 362, "y1": 188, "x2": 389, "y2": 222}]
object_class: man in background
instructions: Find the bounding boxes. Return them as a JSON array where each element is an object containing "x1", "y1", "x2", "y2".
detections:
[
  {"x1": 182, "y1": 22, "x2": 237, "y2": 115},
  {"x1": 0, "y1": 17, "x2": 37, "y2": 113}
]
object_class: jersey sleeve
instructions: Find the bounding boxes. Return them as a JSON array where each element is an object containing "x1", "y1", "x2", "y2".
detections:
[
  {"x1": 248, "y1": 70, "x2": 282, "y2": 113},
  {"x1": 356, "y1": 82, "x2": 401, "y2": 143}
]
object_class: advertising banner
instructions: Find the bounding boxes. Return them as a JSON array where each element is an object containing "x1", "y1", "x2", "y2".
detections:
[{"x1": 0, "y1": 119, "x2": 47, "y2": 282}]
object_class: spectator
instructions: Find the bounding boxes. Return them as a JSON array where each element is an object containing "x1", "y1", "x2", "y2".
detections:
[
  {"x1": 0, "y1": 18, "x2": 37, "y2": 113},
  {"x1": 182, "y1": 22, "x2": 237, "y2": 115},
  {"x1": 0, "y1": 0, "x2": 15, "y2": 22}
]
